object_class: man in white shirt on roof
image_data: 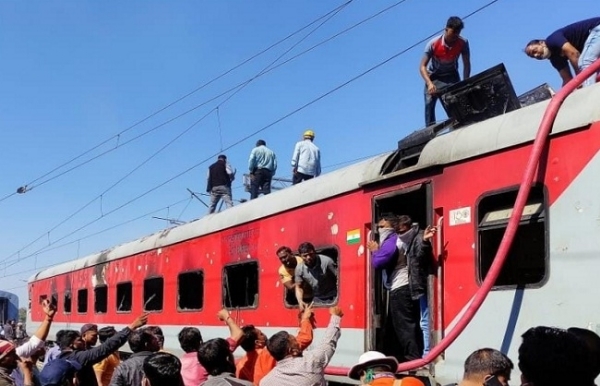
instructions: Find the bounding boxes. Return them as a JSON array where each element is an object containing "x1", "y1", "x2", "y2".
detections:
[{"x1": 291, "y1": 129, "x2": 321, "y2": 185}]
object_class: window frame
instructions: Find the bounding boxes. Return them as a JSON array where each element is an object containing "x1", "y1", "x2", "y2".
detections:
[
  {"x1": 222, "y1": 260, "x2": 259, "y2": 310},
  {"x1": 283, "y1": 244, "x2": 340, "y2": 309},
  {"x1": 177, "y1": 269, "x2": 205, "y2": 312},
  {"x1": 143, "y1": 276, "x2": 165, "y2": 313},
  {"x1": 116, "y1": 281, "x2": 133, "y2": 314},
  {"x1": 63, "y1": 291, "x2": 72, "y2": 314},
  {"x1": 94, "y1": 285, "x2": 108, "y2": 314},
  {"x1": 77, "y1": 288, "x2": 89, "y2": 314},
  {"x1": 475, "y1": 184, "x2": 549, "y2": 290}
]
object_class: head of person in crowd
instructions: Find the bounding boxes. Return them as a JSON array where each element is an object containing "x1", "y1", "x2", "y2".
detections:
[
  {"x1": 348, "y1": 351, "x2": 402, "y2": 384},
  {"x1": 197, "y1": 338, "x2": 236, "y2": 376},
  {"x1": 0, "y1": 341, "x2": 18, "y2": 372},
  {"x1": 298, "y1": 242, "x2": 318, "y2": 268},
  {"x1": 178, "y1": 327, "x2": 203, "y2": 353},
  {"x1": 303, "y1": 129, "x2": 315, "y2": 141},
  {"x1": 97, "y1": 326, "x2": 117, "y2": 344},
  {"x1": 129, "y1": 329, "x2": 160, "y2": 354},
  {"x1": 519, "y1": 326, "x2": 591, "y2": 386},
  {"x1": 145, "y1": 326, "x2": 165, "y2": 350},
  {"x1": 142, "y1": 352, "x2": 184, "y2": 386},
  {"x1": 276, "y1": 246, "x2": 297, "y2": 270},
  {"x1": 459, "y1": 348, "x2": 513, "y2": 386},
  {"x1": 524, "y1": 39, "x2": 551, "y2": 60},
  {"x1": 266, "y1": 331, "x2": 302, "y2": 361},
  {"x1": 240, "y1": 325, "x2": 267, "y2": 353},
  {"x1": 80, "y1": 323, "x2": 98, "y2": 348},
  {"x1": 568, "y1": 327, "x2": 600, "y2": 382},
  {"x1": 59, "y1": 330, "x2": 86, "y2": 351},
  {"x1": 39, "y1": 358, "x2": 82, "y2": 386},
  {"x1": 256, "y1": 139, "x2": 266, "y2": 147},
  {"x1": 444, "y1": 16, "x2": 464, "y2": 44}
]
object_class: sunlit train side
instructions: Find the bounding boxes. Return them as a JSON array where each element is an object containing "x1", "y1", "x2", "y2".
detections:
[{"x1": 27, "y1": 82, "x2": 600, "y2": 384}]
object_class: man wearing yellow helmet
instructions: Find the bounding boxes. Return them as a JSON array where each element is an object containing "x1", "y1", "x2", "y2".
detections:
[{"x1": 291, "y1": 130, "x2": 321, "y2": 184}]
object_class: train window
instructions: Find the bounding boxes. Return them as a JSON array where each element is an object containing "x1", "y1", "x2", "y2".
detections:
[
  {"x1": 178, "y1": 271, "x2": 204, "y2": 311},
  {"x1": 64, "y1": 292, "x2": 72, "y2": 314},
  {"x1": 116, "y1": 282, "x2": 133, "y2": 313},
  {"x1": 477, "y1": 185, "x2": 547, "y2": 288},
  {"x1": 143, "y1": 277, "x2": 164, "y2": 312},
  {"x1": 94, "y1": 286, "x2": 108, "y2": 314},
  {"x1": 284, "y1": 246, "x2": 339, "y2": 308},
  {"x1": 223, "y1": 261, "x2": 258, "y2": 309},
  {"x1": 77, "y1": 289, "x2": 88, "y2": 313},
  {"x1": 51, "y1": 293, "x2": 59, "y2": 310}
]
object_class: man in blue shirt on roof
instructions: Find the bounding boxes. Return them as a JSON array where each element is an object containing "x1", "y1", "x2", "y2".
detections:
[
  {"x1": 291, "y1": 129, "x2": 321, "y2": 185},
  {"x1": 248, "y1": 139, "x2": 277, "y2": 200},
  {"x1": 525, "y1": 17, "x2": 600, "y2": 87}
]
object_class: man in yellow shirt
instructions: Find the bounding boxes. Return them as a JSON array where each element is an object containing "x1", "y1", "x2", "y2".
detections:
[
  {"x1": 93, "y1": 326, "x2": 120, "y2": 386},
  {"x1": 277, "y1": 246, "x2": 312, "y2": 304}
]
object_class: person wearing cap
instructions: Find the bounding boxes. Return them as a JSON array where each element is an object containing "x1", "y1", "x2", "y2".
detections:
[
  {"x1": 207, "y1": 154, "x2": 236, "y2": 214},
  {"x1": 248, "y1": 139, "x2": 277, "y2": 200},
  {"x1": 39, "y1": 357, "x2": 81, "y2": 386},
  {"x1": 348, "y1": 351, "x2": 424, "y2": 386},
  {"x1": 291, "y1": 129, "x2": 321, "y2": 185},
  {"x1": 56, "y1": 313, "x2": 148, "y2": 386},
  {"x1": 81, "y1": 324, "x2": 99, "y2": 350}
]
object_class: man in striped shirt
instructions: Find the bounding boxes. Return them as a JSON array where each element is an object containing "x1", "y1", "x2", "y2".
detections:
[{"x1": 259, "y1": 307, "x2": 343, "y2": 386}]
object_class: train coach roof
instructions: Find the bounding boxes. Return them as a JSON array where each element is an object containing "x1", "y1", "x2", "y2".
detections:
[
  {"x1": 30, "y1": 83, "x2": 600, "y2": 282},
  {"x1": 29, "y1": 153, "x2": 391, "y2": 281}
]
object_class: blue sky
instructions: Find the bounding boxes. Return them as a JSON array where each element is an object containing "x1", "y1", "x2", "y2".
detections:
[{"x1": 0, "y1": 0, "x2": 596, "y2": 305}]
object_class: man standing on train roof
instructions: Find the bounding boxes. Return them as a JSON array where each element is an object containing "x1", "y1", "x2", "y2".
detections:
[
  {"x1": 525, "y1": 17, "x2": 600, "y2": 88},
  {"x1": 291, "y1": 129, "x2": 321, "y2": 185},
  {"x1": 207, "y1": 154, "x2": 236, "y2": 214},
  {"x1": 420, "y1": 16, "x2": 470, "y2": 127},
  {"x1": 248, "y1": 139, "x2": 277, "y2": 200},
  {"x1": 294, "y1": 242, "x2": 337, "y2": 310}
]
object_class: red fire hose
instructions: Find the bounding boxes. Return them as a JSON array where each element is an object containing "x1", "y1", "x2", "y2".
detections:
[{"x1": 327, "y1": 59, "x2": 600, "y2": 377}]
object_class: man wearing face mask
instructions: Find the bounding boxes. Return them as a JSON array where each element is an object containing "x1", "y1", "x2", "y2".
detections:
[
  {"x1": 367, "y1": 215, "x2": 435, "y2": 362},
  {"x1": 525, "y1": 17, "x2": 600, "y2": 88}
]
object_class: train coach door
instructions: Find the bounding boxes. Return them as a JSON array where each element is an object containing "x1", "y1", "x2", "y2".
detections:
[{"x1": 369, "y1": 183, "x2": 432, "y2": 356}]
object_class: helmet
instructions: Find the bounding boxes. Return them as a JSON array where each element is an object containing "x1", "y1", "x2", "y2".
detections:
[{"x1": 303, "y1": 129, "x2": 315, "y2": 138}]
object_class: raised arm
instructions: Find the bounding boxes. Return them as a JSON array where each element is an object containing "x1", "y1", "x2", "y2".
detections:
[
  {"x1": 74, "y1": 313, "x2": 147, "y2": 366},
  {"x1": 296, "y1": 305, "x2": 315, "y2": 350},
  {"x1": 16, "y1": 299, "x2": 55, "y2": 357},
  {"x1": 310, "y1": 307, "x2": 343, "y2": 368},
  {"x1": 368, "y1": 235, "x2": 399, "y2": 269},
  {"x1": 218, "y1": 309, "x2": 243, "y2": 345}
]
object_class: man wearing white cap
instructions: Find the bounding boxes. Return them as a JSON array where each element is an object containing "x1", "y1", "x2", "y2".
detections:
[
  {"x1": 291, "y1": 129, "x2": 321, "y2": 185},
  {"x1": 348, "y1": 351, "x2": 424, "y2": 386}
]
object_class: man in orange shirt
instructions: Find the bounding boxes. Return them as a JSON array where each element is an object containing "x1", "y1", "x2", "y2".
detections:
[{"x1": 236, "y1": 305, "x2": 314, "y2": 385}]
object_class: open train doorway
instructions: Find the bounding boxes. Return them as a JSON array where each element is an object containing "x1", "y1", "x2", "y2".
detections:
[{"x1": 369, "y1": 183, "x2": 432, "y2": 361}]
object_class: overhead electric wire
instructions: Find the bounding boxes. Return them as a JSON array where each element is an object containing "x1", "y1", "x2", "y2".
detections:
[
  {"x1": 0, "y1": 1, "x2": 353, "y2": 269},
  {"x1": 0, "y1": 198, "x2": 190, "y2": 278},
  {"x1": 1, "y1": 0, "x2": 498, "y2": 274},
  {"x1": 0, "y1": 0, "x2": 408, "y2": 200},
  {"x1": 0, "y1": 1, "x2": 354, "y2": 203}
]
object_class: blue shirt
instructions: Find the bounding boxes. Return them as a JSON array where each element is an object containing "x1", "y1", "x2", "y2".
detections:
[
  {"x1": 248, "y1": 145, "x2": 277, "y2": 173},
  {"x1": 291, "y1": 140, "x2": 321, "y2": 177},
  {"x1": 546, "y1": 17, "x2": 600, "y2": 71},
  {"x1": 42, "y1": 345, "x2": 61, "y2": 369}
]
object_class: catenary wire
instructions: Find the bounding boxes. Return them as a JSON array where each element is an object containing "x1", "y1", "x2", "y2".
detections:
[
  {"x1": 0, "y1": 0, "x2": 408, "y2": 200},
  {"x1": 0, "y1": 1, "x2": 354, "y2": 203},
  {"x1": 0, "y1": 0, "x2": 500, "y2": 273},
  {"x1": 0, "y1": 1, "x2": 353, "y2": 268}
]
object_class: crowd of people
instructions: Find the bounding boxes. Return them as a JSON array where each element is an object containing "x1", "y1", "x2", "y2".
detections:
[{"x1": 206, "y1": 129, "x2": 322, "y2": 214}]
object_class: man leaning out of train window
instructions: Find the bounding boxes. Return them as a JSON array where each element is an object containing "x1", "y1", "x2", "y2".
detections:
[{"x1": 294, "y1": 242, "x2": 338, "y2": 310}]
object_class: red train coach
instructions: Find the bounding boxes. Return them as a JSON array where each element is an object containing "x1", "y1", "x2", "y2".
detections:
[{"x1": 28, "y1": 77, "x2": 600, "y2": 384}]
